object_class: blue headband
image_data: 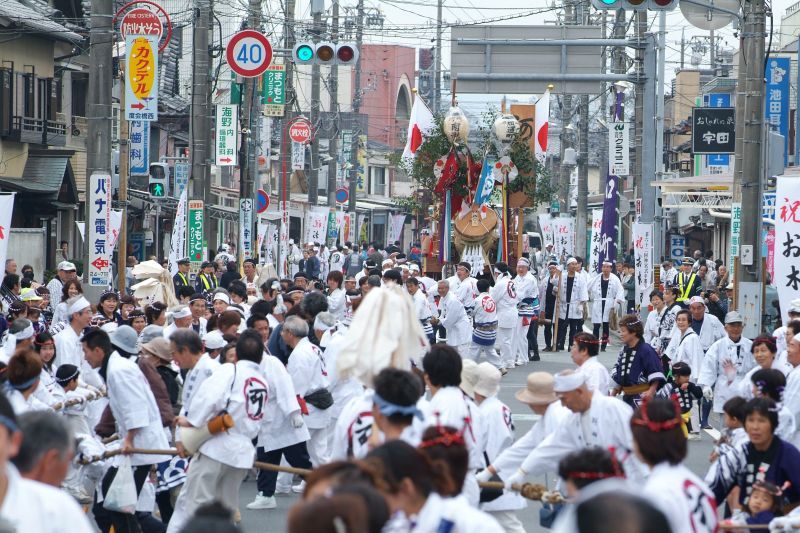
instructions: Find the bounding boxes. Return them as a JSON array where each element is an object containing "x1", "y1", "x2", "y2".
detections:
[
  {"x1": 0, "y1": 415, "x2": 17, "y2": 433},
  {"x1": 11, "y1": 375, "x2": 39, "y2": 391},
  {"x1": 373, "y1": 392, "x2": 424, "y2": 421}
]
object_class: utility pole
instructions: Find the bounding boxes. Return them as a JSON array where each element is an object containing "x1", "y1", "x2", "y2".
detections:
[
  {"x1": 191, "y1": 0, "x2": 212, "y2": 260},
  {"x1": 654, "y1": 10, "x2": 667, "y2": 262},
  {"x1": 559, "y1": 0, "x2": 577, "y2": 216},
  {"x1": 308, "y1": 2, "x2": 324, "y2": 206},
  {"x1": 732, "y1": 0, "x2": 766, "y2": 291},
  {"x1": 118, "y1": 60, "x2": 129, "y2": 293},
  {"x1": 347, "y1": 0, "x2": 363, "y2": 213},
  {"x1": 576, "y1": 0, "x2": 590, "y2": 258},
  {"x1": 632, "y1": 11, "x2": 646, "y2": 196},
  {"x1": 434, "y1": 0, "x2": 443, "y2": 114},
  {"x1": 327, "y1": 1, "x2": 339, "y2": 207},
  {"x1": 278, "y1": 0, "x2": 296, "y2": 275},
  {"x1": 85, "y1": 0, "x2": 113, "y2": 289},
  {"x1": 240, "y1": 0, "x2": 262, "y2": 257}
]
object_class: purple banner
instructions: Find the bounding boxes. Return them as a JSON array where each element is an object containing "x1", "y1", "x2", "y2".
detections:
[{"x1": 596, "y1": 170, "x2": 619, "y2": 272}]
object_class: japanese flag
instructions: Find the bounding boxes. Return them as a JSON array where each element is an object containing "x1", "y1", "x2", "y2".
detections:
[
  {"x1": 0, "y1": 194, "x2": 15, "y2": 276},
  {"x1": 402, "y1": 96, "x2": 436, "y2": 161},
  {"x1": 534, "y1": 89, "x2": 551, "y2": 163}
]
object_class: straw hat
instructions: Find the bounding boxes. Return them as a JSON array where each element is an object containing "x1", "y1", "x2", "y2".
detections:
[
  {"x1": 141, "y1": 337, "x2": 173, "y2": 363},
  {"x1": 515, "y1": 372, "x2": 558, "y2": 406}
]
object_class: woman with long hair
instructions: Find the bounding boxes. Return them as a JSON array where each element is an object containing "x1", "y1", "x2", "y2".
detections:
[
  {"x1": 52, "y1": 279, "x2": 82, "y2": 326},
  {"x1": 33, "y1": 331, "x2": 57, "y2": 396}
]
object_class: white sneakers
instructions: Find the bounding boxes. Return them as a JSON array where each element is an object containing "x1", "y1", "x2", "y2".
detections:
[
  {"x1": 292, "y1": 480, "x2": 306, "y2": 494},
  {"x1": 246, "y1": 493, "x2": 277, "y2": 510}
]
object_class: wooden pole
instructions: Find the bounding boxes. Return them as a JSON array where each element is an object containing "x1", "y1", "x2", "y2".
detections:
[{"x1": 117, "y1": 58, "x2": 129, "y2": 293}]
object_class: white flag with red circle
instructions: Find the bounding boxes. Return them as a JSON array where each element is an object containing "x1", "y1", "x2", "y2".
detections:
[
  {"x1": 402, "y1": 96, "x2": 436, "y2": 161},
  {"x1": 534, "y1": 89, "x2": 550, "y2": 163}
]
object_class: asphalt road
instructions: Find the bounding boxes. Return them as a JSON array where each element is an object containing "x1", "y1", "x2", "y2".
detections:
[{"x1": 237, "y1": 333, "x2": 720, "y2": 533}]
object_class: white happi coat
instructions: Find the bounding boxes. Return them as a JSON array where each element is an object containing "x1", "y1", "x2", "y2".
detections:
[
  {"x1": 774, "y1": 326, "x2": 788, "y2": 354},
  {"x1": 424, "y1": 386, "x2": 487, "y2": 471},
  {"x1": 436, "y1": 292, "x2": 472, "y2": 347},
  {"x1": 258, "y1": 353, "x2": 309, "y2": 452},
  {"x1": 517, "y1": 392, "x2": 645, "y2": 482},
  {"x1": 176, "y1": 353, "x2": 220, "y2": 443},
  {"x1": 54, "y1": 325, "x2": 104, "y2": 389},
  {"x1": 557, "y1": 273, "x2": 589, "y2": 320},
  {"x1": 670, "y1": 312, "x2": 725, "y2": 352},
  {"x1": 478, "y1": 396, "x2": 526, "y2": 512},
  {"x1": 187, "y1": 360, "x2": 269, "y2": 469},
  {"x1": 588, "y1": 273, "x2": 624, "y2": 323},
  {"x1": 664, "y1": 329, "x2": 705, "y2": 381},
  {"x1": 287, "y1": 337, "x2": 331, "y2": 430},
  {"x1": 736, "y1": 359, "x2": 793, "y2": 399},
  {"x1": 644, "y1": 305, "x2": 676, "y2": 353},
  {"x1": 491, "y1": 400, "x2": 570, "y2": 478},
  {"x1": 514, "y1": 271, "x2": 539, "y2": 309},
  {"x1": 447, "y1": 275, "x2": 479, "y2": 309},
  {"x1": 782, "y1": 365, "x2": 800, "y2": 448},
  {"x1": 105, "y1": 351, "x2": 171, "y2": 466},
  {"x1": 577, "y1": 356, "x2": 612, "y2": 395},
  {"x1": 698, "y1": 335, "x2": 755, "y2": 411},
  {"x1": 327, "y1": 287, "x2": 347, "y2": 322},
  {"x1": 644, "y1": 463, "x2": 718, "y2": 533},
  {"x1": 412, "y1": 289, "x2": 433, "y2": 322},
  {"x1": 490, "y1": 273, "x2": 518, "y2": 329},
  {"x1": 395, "y1": 492, "x2": 504, "y2": 533},
  {"x1": 322, "y1": 329, "x2": 363, "y2": 420}
]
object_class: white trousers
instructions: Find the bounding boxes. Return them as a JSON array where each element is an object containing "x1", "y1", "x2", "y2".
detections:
[
  {"x1": 495, "y1": 327, "x2": 514, "y2": 367},
  {"x1": 512, "y1": 320, "x2": 530, "y2": 363},
  {"x1": 469, "y1": 343, "x2": 504, "y2": 369},
  {"x1": 307, "y1": 427, "x2": 330, "y2": 467},
  {"x1": 488, "y1": 510, "x2": 527, "y2": 533}
]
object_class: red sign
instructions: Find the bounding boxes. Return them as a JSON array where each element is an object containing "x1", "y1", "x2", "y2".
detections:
[
  {"x1": 289, "y1": 118, "x2": 312, "y2": 143},
  {"x1": 227, "y1": 30, "x2": 273, "y2": 78},
  {"x1": 91, "y1": 257, "x2": 110, "y2": 270},
  {"x1": 120, "y1": 8, "x2": 162, "y2": 39}
]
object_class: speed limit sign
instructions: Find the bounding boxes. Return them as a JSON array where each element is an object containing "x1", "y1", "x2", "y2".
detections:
[{"x1": 227, "y1": 30, "x2": 273, "y2": 78}]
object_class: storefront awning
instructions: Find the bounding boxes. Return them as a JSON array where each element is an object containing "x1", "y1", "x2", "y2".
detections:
[
  {"x1": 654, "y1": 174, "x2": 732, "y2": 209},
  {"x1": 0, "y1": 151, "x2": 78, "y2": 204}
]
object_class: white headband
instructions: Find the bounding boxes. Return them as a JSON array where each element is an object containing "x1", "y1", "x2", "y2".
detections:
[
  {"x1": 68, "y1": 296, "x2": 91, "y2": 315},
  {"x1": 1, "y1": 323, "x2": 35, "y2": 361},
  {"x1": 170, "y1": 307, "x2": 193, "y2": 320},
  {"x1": 553, "y1": 371, "x2": 587, "y2": 392}
]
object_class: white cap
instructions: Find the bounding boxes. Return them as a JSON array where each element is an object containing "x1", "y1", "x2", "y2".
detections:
[
  {"x1": 789, "y1": 299, "x2": 800, "y2": 314},
  {"x1": 68, "y1": 296, "x2": 91, "y2": 315},
  {"x1": 58, "y1": 261, "x2": 77, "y2": 271},
  {"x1": 212, "y1": 293, "x2": 230, "y2": 304},
  {"x1": 204, "y1": 330, "x2": 227, "y2": 350},
  {"x1": 474, "y1": 362, "x2": 501, "y2": 397},
  {"x1": 169, "y1": 305, "x2": 192, "y2": 320}
]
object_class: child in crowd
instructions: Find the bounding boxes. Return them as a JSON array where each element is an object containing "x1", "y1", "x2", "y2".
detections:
[
  {"x1": 470, "y1": 279, "x2": 503, "y2": 372},
  {"x1": 721, "y1": 480, "x2": 784, "y2": 528},
  {"x1": 657, "y1": 362, "x2": 702, "y2": 439}
]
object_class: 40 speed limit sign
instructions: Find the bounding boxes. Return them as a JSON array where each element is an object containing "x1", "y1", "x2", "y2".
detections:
[{"x1": 227, "y1": 30, "x2": 273, "y2": 78}]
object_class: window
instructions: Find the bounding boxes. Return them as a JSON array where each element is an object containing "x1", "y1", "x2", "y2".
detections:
[{"x1": 370, "y1": 166, "x2": 386, "y2": 196}]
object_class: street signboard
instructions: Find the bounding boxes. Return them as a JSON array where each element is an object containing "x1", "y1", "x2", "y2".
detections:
[
  {"x1": 261, "y1": 64, "x2": 286, "y2": 117},
  {"x1": 120, "y1": 7, "x2": 163, "y2": 40},
  {"x1": 706, "y1": 93, "x2": 731, "y2": 167},
  {"x1": 239, "y1": 198, "x2": 254, "y2": 259},
  {"x1": 291, "y1": 141, "x2": 305, "y2": 170},
  {"x1": 188, "y1": 200, "x2": 204, "y2": 262},
  {"x1": 670, "y1": 234, "x2": 685, "y2": 262},
  {"x1": 215, "y1": 104, "x2": 238, "y2": 166},
  {"x1": 692, "y1": 107, "x2": 735, "y2": 154},
  {"x1": 609, "y1": 121, "x2": 630, "y2": 176},
  {"x1": 256, "y1": 189, "x2": 270, "y2": 213},
  {"x1": 125, "y1": 35, "x2": 159, "y2": 121},
  {"x1": 174, "y1": 162, "x2": 189, "y2": 195},
  {"x1": 335, "y1": 188, "x2": 349, "y2": 204},
  {"x1": 227, "y1": 29, "x2": 273, "y2": 78},
  {"x1": 766, "y1": 57, "x2": 790, "y2": 166},
  {"x1": 129, "y1": 120, "x2": 150, "y2": 175},
  {"x1": 289, "y1": 118, "x2": 313, "y2": 143},
  {"x1": 729, "y1": 201, "x2": 742, "y2": 281},
  {"x1": 88, "y1": 173, "x2": 112, "y2": 286}
]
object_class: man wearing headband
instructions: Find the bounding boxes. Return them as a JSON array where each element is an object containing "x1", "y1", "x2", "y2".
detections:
[
  {"x1": 501, "y1": 369, "x2": 642, "y2": 489},
  {"x1": 446, "y1": 262, "x2": 478, "y2": 313},
  {"x1": 660, "y1": 259, "x2": 678, "y2": 289},
  {"x1": 556, "y1": 258, "x2": 589, "y2": 352},
  {"x1": 491, "y1": 262, "x2": 518, "y2": 369},
  {"x1": 188, "y1": 293, "x2": 209, "y2": 338},
  {"x1": 587, "y1": 260, "x2": 625, "y2": 352},
  {"x1": 611, "y1": 315, "x2": 666, "y2": 407},
  {"x1": 371, "y1": 368, "x2": 424, "y2": 442},
  {"x1": 430, "y1": 279, "x2": 471, "y2": 357},
  {"x1": 513, "y1": 257, "x2": 540, "y2": 364},
  {"x1": 53, "y1": 296, "x2": 92, "y2": 370},
  {"x1": 1, "y1": 318, "x2": 35, "y2": 363}
]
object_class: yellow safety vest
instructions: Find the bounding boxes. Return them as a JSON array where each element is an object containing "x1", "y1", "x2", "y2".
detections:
[
  {"x1": 177, "y1": 272, "x2": 188, "y2": 286},
  {"x1": 676, "y1": 272, "x2": 697, "y2": 302},
  {"x1": 199, "y1": 274, "x2": 213, "y2": 291}
]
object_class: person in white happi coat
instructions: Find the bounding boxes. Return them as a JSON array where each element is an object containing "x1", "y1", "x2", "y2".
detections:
[
  {"x1": 736, "y1": 336, "x2": 793, "y2": 400},
  {"x1": 660, "y1": 259, "x2": 678, "y2": 288},
  {"x1": 698, "y1": 311, "x2": 755, "y2": 423},
  {"x1": 633, "y1": 397, "x2": 719, "y2": 533},
  {"x1": 162, "y1": 305, "x2": 193, "y2": 340},
  {"x1": 188, "y1": 293, "x2": 208, "y2": 339},
  {"x1": 447, "y1": 261, "x2": 479, "y2": 311},
  {"x1": 644, "y1": 289, "x2": 676, "y2": 355},
  {"x1": 407, "y1": 277, "x2": 435, "y2": 344},
  {"x1": 81, "y1": 329, "x2": 171, "y2": 533},
  {"x1": 466, "y1": 363, "x2": 527, "y2": 533},
  {"x1": 329, "y1": 247, "x2": 345, "y2": 273},
  {"x1": 281, "y1": 316, "x2": 332, "y2": 466},
  {"x1": 477, "y1": 372, "x2": 570, "y2": 488},
  {"x1": 326, "y1": 270, "x2": 347, "y2": 322},
  {"x1": 774, "y1": 299, "x2": 800, "y2": 353},
  {"x1": 54, "y1": 296, "x2": 104, "y2": 391},
  {"x1": 421, "y1": 344, "x2": 487, "y2": 506},
  {"x1": 319, "y1": 319, "x2": 363, "y2": 451},
  {"x1": 502, "y1": 369, "x2": 646, "y2": 488},
  {"x1": 469, "y1": 280, "x2": 503, "y2": 369},
  {"x1": 588, "y1": 261, "x2": 625, "y2": 351},
  {"x1": 288, "y1": 239, "x2": 303, "y2": 277},
  {"x1": 664, "y1": 309, "x2": 705, "y2": 381},
  {"x1": 430, "y1": 279, "x2": 472, "y2": 357},
  {"x1": 168, "y1": 330, "x2": 270, "y2": 533},
  {"x1": 490, "y1": 262, "x2": 518, "y2": 369},
  {"x1": 783, "y1": 336, "x2": 800, "y2": 448},
  {"x1": 571, "y1": 332, "x2": 611, "y2": 394},
  {"x1": 556, "y1": 258, "x2": 589, "y2": 351},
  {"x1": 511, "y1": 258, "x2": 540, "y2": 365},
  {"x1": 354, "y1": 259, "x2": 375, "y2": 284}
]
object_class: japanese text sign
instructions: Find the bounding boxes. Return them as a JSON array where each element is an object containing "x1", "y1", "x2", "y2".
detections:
[
  {"x1": 692, "y1": 107, "x2": 735, "y2": 154},
  {"x1": 88, "y1": 173, "x2": 112, "y2": 286},
  {"x1": 187, "y1": 200, "x2": 204, "y2": 263},
  {"x1": 609, "y1": 122, "x2": 629, "y2": 177},
  {"x1": 766, "y1": 57, "x2": 790, "y2": 167},
  {"x1": 125, "y1": 35, "x2": 159, "y2": 121},
  {"x1": 129, "y1": 120, "x2": 150, "y2": 175},
  {"x1": 632, "y1": 222, "x2": 653, "y2": 311},
  {"x1": 215, "y1": 104, "x2": 238, "y2": 166},
  {"x1": 775, "y1": 177, "x2": 800, "y2": 323}
]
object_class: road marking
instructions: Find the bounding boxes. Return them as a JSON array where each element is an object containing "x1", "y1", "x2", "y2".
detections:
[{"x1": 703, "y1": 428, "x2": 721, "y2": 441}]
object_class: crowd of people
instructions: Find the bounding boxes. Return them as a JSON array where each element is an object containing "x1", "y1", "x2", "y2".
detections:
[{"x1": 0, "y1": 240, "x2": 797, "y2": 533}]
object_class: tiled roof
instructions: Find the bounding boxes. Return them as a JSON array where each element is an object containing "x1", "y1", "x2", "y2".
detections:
[{"x1": 0, "y1": 0, "x2": 83, "y2": 43}]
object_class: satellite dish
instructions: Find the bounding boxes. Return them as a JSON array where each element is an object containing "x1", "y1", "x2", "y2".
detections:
[{"x1": 680, "y1": 0, "x2": 739, "y2": 31}]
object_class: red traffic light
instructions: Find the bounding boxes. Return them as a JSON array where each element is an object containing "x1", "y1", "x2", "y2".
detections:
[{"x1": 337, "y1": 46, "x2": 354, "y2": 62}]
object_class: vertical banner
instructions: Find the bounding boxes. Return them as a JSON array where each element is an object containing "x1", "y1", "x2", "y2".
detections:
[
  {"x1": 0, "y1": 194, "x2": 15, "y2": 279},
  {"x1": 291, "y1": 141, "x2": 305, "y2": 170},
  {"x1": 766, "y1": 57, "x2": 790, "y2": 166},
  {"x1": 632, "y1": 222, "x2": 654, "y2": 310},
  {"x1": 551, "y1": 217, "x2": 575, "y2": 260},
  {"x1": 775, "y1": 177, "x2": 800, "y2": 323},
  {"x1": 348, "y1": 212, "x2": 358, "y2": 244},
  {"x1": 129, "y1": 120, "x2": 150, "y2": 175},
  {"x1": 279, "y1": 202, "x2": 290, "y2": 278},
  {"x1": 597, "y1": 173, "x2": 620, "y2": 267},
  {"x1": 187, "y1": 200, "x2": 204, "y2": 264},
  {"x1": 326, "y1": 209, "x2": 338, "y2": 247},
  {"x1": 215, "y1": 104, "x2": 238, "y2": 166},
  {"x1": 609, "y1": 122, "x2": 630, "y2": 177},
  {"x1": 174, "y1": 162, "x2": 189, "y2": 196},
  {"x1": 357, "y1": 214, "x2": 368, "y2": 243},
  {"x1": 88, "y1": 173, "x2": 112, "y2": 286},
  {"x1": 390, "y1": 214, "x2": 406, "y2": 244},
  {"x1": 355, "y1": 135, "x2": 367, "y2": 193},
  {"x1": 239, "y1": 198, "x2": 254, "y2": 259},
  {"x1": 728, "y1": 202, "x2": 742, "y2": 283},
  {"x1": 537, "y1": 214, "x2": 554, "y2": 251},
  {"x1": 588, "y1": 209, "x2": 604, "y2": 274},
  {"x1": 168, "y1": 189, "x2": 188, "y2": 275},
  {"x1": 305, "y1": 207, "x2": 328, "y2": 243},
  {"x1": 108, "y1": 209, "x2": 123, "y2": 250},
  {"x1": 125, "y1": 35, "x2": 158, "y2": 121},
  {"x1": 766, "y1": 228, "x2": 776, "y2": 285}
]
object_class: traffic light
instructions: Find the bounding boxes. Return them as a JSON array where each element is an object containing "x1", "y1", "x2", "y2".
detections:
[
  {"x1": 292, "y1": 42, "x2": 360, "y2": 65},
  {"x1": 590, "y1": 0, "x2": 675, "y2": 9},
  {"x1": 148, "y1": 162, "x2": 169, "y2": 198}
]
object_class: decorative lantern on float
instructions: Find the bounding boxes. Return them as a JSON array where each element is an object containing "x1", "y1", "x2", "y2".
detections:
[
  {"x1": 493, "y1": 114, "x2": 519, "y2": 144},
  {"x1": 443, "y1": 106, "x2": 470, "y2": 145}
]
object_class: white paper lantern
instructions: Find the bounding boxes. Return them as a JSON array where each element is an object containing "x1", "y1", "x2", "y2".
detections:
[
  {"x1": 493, "y1": 114, "x2": 519, "y2": 143},
  {"x1": 443, "y1": 106, "x2": 469, "y2": 144}
]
